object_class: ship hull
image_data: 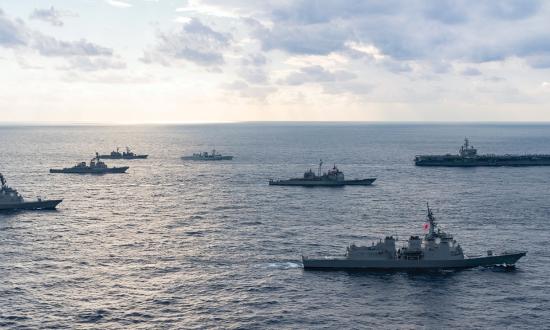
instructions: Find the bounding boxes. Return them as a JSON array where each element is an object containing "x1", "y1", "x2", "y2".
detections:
[
  {"x1": 415, "y1": 156, "x2": 550, "y2": 167},
  {"x1": 49, "y1": 167, "x2": 129, "y2": 174},
  {"x1": 181, "y1": 156, "x2": 233, "y2": 161},
  {"x1": 302, "y1": 252, "x2": 526, "y2": 270},
  {"x1": 0, "y1": 199, "x2": 62, "y2": 211},
  {"x1": 99, "y1": 155, "x2": 147, "y2": 159},
  {"x1": 269, "y1": 178, "x2": 376, "y2": 186}
]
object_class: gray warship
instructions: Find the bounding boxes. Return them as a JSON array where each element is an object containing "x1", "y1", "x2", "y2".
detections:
[
  {"x1": 415, "y1": 138, "x2": 550, "y2": 166},
  {"x1": 0, "y1": 173, "x2": 62, "y2": 211},
  {"x1": 99, "y1": 147, "x2": 148, "y2": 159},
  {"x1": 181, "y1": 149, "x2": 233, "y2": 161},
  {"x1": 50, "y1": 154, "x2": 129, "y2": 174},
  {"x1": 302, "y1": 204, "x2": 526, "y2": 270},
  {"x1": 269, "y1": 160, "x2": 376, "y2": 186}
]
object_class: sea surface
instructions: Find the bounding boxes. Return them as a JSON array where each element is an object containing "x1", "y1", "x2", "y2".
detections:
[{"x1": 1, "y1": 123, "x2": 549, "y2": 329}]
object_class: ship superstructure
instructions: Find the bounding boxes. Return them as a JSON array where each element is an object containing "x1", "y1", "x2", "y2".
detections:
[{"x1": 415, "y1": 138, "x2": 550, "y2": 166}]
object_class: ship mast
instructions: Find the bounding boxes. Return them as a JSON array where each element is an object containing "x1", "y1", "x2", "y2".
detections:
[
  {"x1": 318, "y1": 159, "x2": 323, "y2": 177},
  {"x1": 0, "y1": 173, "x2": 5, "y2": 188},
  {"x1": 426, "y1": 202, "x2": 437, "y2": 237}
]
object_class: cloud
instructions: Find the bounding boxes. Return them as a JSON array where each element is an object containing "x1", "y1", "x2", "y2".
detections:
[
  {"x1": 105, "y1": 0, "x2": 132, "y2": 8},
  {"x1": 487, "y1": 0, "x2": 541, "y2": 20},
  {"x1": 205, "y1": 0, "x2": 550, "y2": 73},
  {"x1": 146, "y1": 18, "x2": 231, "y2": 67},
  {"x1": 1, "y1": 9, "x2": 119, "y2": 71},
  {"x1": 238, "y1": 67, "x2": 268, "y2": 84},
  {"x1": 32, "y1": 35, "x2": 113, "y2": 57},
  {"x1": 222, "y1": 80, "x2": 276, "y2": 100},
  {"x1": 381, "y1": 59, "x2": 413, "y2": 73},
  {"x1": 29, "y1": 6, "x2": 74, "y2": 27},
  {"x1": 268, "y1": 1, "x2": 399, "y2": 24},
  {"x1": 423, "y1": 0, "x2": 468, "y2": 24},
  {"x1": 63, "y1": 56, "x2": 126, "y2": 71},
  {"x1": 0, "y1": 9, "x2": 29, "y2": 47},
  {"x1": 526, "y1": 56, "x2": 550, "y2": 69},
  {"x1": 176, "y1": 0, "x2": 240, "y2": 18},
  {"x1": 322, "y1": 82, "x2": 373, "y2": 95},
  {"x1": 257, "y1": 21, "x2": 349, "y2": 55},
  {"x1": 282, "y1": 65, "x2": 357, "y2": 85},
  {"x1": 236, "y1": 53, "x2": 268, "y2": 84},
  {"x1": 241, "y1": 53, "x2": 266, "y2": 67},
  {"x1": 461, "y1": 67, "x2": 482, "y2": 76},
  {"x1": 465, "y1": 34, "x2": 550, "y2": 67}
]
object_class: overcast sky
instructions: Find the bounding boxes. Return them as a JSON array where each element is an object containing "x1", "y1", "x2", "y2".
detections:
[{"x1": 1, "y1": 0, "x2": 550, "y2": 123}]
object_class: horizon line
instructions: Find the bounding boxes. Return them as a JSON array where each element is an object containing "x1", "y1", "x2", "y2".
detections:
[{"x1": 2, "y1": 120, "x2": 550, "y2": 126}]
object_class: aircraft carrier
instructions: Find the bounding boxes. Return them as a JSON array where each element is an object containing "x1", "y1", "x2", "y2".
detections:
[{"x1": 415, "y1": 138, "x2": 550, "y2": 166}]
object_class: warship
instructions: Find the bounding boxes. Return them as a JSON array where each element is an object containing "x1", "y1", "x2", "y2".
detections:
[
  {"x1": 49, "y1": 154, "x2": 129, "y2": 174},
  {"x1": 415, "y1": 138, "x2": 550, "y2": 166},
  {"x1": 302, "y1": 204, "x2": 526, "y2": 270},
  {"x1": 181, "y1": 149, "x2": 233, "y2": 161},
  {"x1": 99, "y1": 147, "x2": 148, "y2": 159},
  {"x1": 0, "y1": 173, "x2": 62, "y2": 211},
  {"x1": 269, "y1": 160, "x2": 376, "y2": 186}
]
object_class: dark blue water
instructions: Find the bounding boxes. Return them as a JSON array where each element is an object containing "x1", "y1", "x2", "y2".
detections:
[{"x1": 1, "y1": 123, "x2": 549, "y2": 329}]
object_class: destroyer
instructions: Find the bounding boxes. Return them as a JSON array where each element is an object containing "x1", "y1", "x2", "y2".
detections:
[
  {"x1": 415, "y1": 138, "x2": 550, "y2": 166},
  {"x1": 0, "y1": 173, "x2": 62, "y2": 211},
  {"x1": 269, "y1": 160, "x2": 376, "y2": 186},
  {"x1": 181, "y1": 149, "x2": 233, "y2": 161},
  {"x1": 302, "y1": 204, "x2": 526, "y2": 270},
  {"x1": 50, "y1": 154, "x2": 129, "y2": 174},
  {"x1": 99, "y1": 147, "x2": 148, "y2": 159}
]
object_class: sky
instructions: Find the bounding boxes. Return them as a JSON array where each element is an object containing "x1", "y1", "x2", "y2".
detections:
[{"x1": 1, "y1": 0, "x2": 550, "y2": 123}]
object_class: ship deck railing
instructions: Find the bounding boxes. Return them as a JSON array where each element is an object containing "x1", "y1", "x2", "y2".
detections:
[
  {"x1": 302, "y1": 255, "x2": 346, "y2": 260},
  {"x1": 415, "y1": 154, "x2": 550, "y2": 158}
]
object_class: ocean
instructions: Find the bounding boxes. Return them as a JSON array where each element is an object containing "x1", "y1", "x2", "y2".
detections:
[{"x1": 1, "y1": 123, "x2": 549, "y2": 329}]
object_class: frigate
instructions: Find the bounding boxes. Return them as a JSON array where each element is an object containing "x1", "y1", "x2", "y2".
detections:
[
  {"x1": 415, "y1": 138, "x2": 550, "y2": 166},
  {"x1": 302, "y1": 204, "x2": 526, "y2": 270},
  {"x1": 181, "y1": 149, "x2": 233, "y2": 161},
  {"x1": 269, "y1": 160, "x2": 376, "y2": 186},
  {"x1": 99, "y1": 147, "x2": 148, "y2": 159},
  {"x1": 0, "y1": 173, "x2": 62, "y2": 211},
  {"x1": 49, "y1": 154, "x2": 129, "y2": 174}
]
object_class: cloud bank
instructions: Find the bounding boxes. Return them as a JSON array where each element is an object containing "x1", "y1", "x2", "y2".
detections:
[
  {"x1": 1, "y1": 9, "x2": 121, "y2": 71},
  {"x1": 2, "y1": 1, "x2": 550, "y2": 122}
]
